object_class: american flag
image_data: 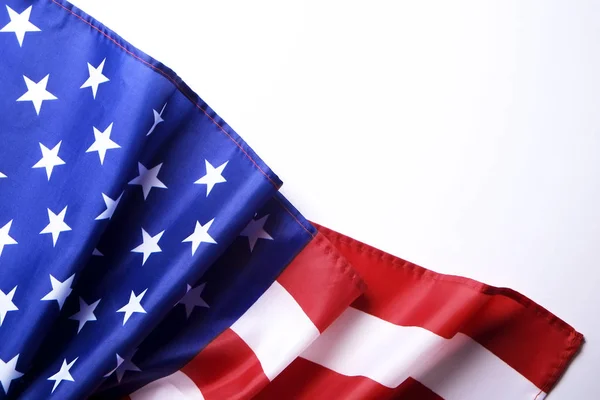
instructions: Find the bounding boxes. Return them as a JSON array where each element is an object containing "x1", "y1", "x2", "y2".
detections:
[{"x1": 0, "y1": 1, "x2": 582, "y2": 399}]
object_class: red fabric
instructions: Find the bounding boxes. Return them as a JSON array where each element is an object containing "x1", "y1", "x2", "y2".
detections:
[
  {"x1": 256, "y1": 358, "x2": 443, "y2": 400},
  {"x1": 313, "y1": 223, "x2": 583, "y2": 395},
  {"x1": 143, "y1": 224, "x2": 583, "y2": 400},
  {"x1": 179, "y1": 231, "x2": 365, "y2": 399},
  {"x1": 277, "y1": 232, "x2": 365, "y2": 332},
  {"x1": 181, "y1": 329, "x2": 268, "y2": 400}
]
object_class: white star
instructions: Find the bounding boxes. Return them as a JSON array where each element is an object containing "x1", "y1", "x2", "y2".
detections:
[
  {"x1": 16, "y1": 75, "x2": 57, "y2": 115},
  {"x1": 195, "y1": 160, "x2": 228, "y2": 196},
  {"x1": 0, "y1": 172, "x2": 5, "y2": 178},
  {"x1": 47, "y1": 358, "x2": 77, "y2": 393},
  {"x1": 0, "y1": 220, "x2": 17, "y2": 257},
  {"x1": 240, "y1": 215, "x2": 274, "y2": 251},
  {"x1": 177, "y1": 283, "x2": 209, "y2": 319},
  {"x1": 104, "y1": 354, "x2": 123, "y2": 378},
  {"x1": 41, "y1": 274, "x2": 75, "y2": 310},
  {"x1": 104, "y1": 352, "x2": 140, "y2": 383},
  {"x1": 0, "y1": 6, "x2": 40, "y2": 47},
  {"x1": 146, "y1": 103, "x2": 167, "y2": 136},
  {"x1": 69, "y1": 297, "x2": 100, "y2": 333},
  {"x1": 128, "y1": 162, "x2": 167, "y2": 200},
  {"x1": 40, "y1": 206, "x2": 71, "y2": 246},
  {"x1": 95, "y1": 192, "x2": 123, "y2": 220},
  {"x1": 86, "y1": 123, "x2": 120, "y2": 165},
  {"x1": 32, "y1": 141, "x2": 65, "y2": 180},
  {"x1": 182, "y1": 219, "x2": 217, "y2": 256},
  {"x1": 117, "y1": 289, "x2": 147, "y2": 325},
  {"x1": 80, "y1": 58, "x2": 109, "y2": 99},
  {"x1": 131, "y1": 228, "x2": 164, "y2": 266},
  {"x1": 0, "y1": 287, "x2": 17, "y2": 326},
  {"x1": 0, "y1": 354, "x2": 23, "y2": 394}
]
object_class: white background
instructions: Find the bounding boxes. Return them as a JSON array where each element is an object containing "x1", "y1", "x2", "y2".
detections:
[{"x1": 69, "y1": 1, "x2": 598, "y2": 398}]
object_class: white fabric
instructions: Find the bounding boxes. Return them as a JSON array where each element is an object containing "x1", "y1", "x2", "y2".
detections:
[
  {"x1": 230, "y1": 281, "x2": 319, "y2": 380},
  {"x1": 129, "y1": 371, "x2": 204, "y2": 400},
  {"x1": 301, "y1": 307, "x2": 545, "y2": 400}
]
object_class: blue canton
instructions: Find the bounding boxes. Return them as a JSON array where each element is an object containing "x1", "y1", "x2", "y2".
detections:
[{"x1": 0, "y1": 1, "x2": 314, "y2": 399}]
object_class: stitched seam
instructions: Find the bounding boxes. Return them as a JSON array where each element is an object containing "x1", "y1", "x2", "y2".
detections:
[
  {"x1": 307, "y1": 234, "x2": 366, "y2": 332},
  {"x1": 272, "y1": 195, "x2": 315, "y2": 238},
  {"x1": 317, "y1": 224, "x2": 576, "y2": 335},
  {"x1": 537, "y1": 330, "x2": 582, "y2": 398},
  {"x1": 49, "y1": 0, "x2": 318, "y2": 236},
  {"x1": 319, "y1": 225, "x2": 584, "y2": 398},
  {"x1": 49, "y1": 0, "x2": 288, "y2": 189},
  {"x1": 532, "y1": 331, "x2": 576, "y2": 399},
  {"x1": 314, "y1": 233, "x2": 366, "y2": 293}
]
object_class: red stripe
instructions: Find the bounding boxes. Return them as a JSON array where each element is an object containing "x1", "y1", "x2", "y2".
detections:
[
  {"x1": 277, "y1": 232, "x2": 365, "y2": 332},
  {"x1": 179, "y1": 231, "x2": 365, "y2": 398},
  {"x1": 255, "y1": 358, "x2": 443, "y2": 400},
  {"x1": 180, "y1": 329, "x2": 268, "y2": 400},
  {"x1": 315, "y1": 223, "x2": 583, "y2": 393}
]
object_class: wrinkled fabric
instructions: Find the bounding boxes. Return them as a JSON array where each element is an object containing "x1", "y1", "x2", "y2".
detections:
[
  {"x1": 0, "y1": 1, "x2": 313, "y2": 398},
  {"x1": 0, "y1": 1, "x2": 584, "y2": 400}
]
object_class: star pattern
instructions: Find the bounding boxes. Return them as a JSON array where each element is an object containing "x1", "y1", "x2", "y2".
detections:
[
  {"x1": 240, "y1": 214, "x2": 274, "y2": 251},
  {"x1": 32, "y1": 141, "x2": 65, "y2": 180},
  {"x1": 0, "y1": 5, "x2": 40, "y2": 47},
  {"x1": 178, "y1": 283, "x2": 209, "y2": 319},
  {"x1": 80, "y1": 58, "x2": 109, "y2": 99},
  {"x1": 41, "y1": 274, "x2": 75, "y2": 310},
  {"x1": 182, "y1": 219, "x2": 217, "y2": 256},
  {"x1": 128, "y1": 162, "x2": 167, "y2": 200},
  {"x1": 86, "y1": 123, "x2": 121, "y2": 165},
  {"x1": 146, "y1": 103, "x2": 167, "y2": 136},
  {"x1": 0, "y1": 287, "x2": 18, "y2": 327},
  {"x1": 195, "y1": 160, "x2": 228, "y2": 196},
  {"x1": 69, "y1": 297, "x2": 101, "y2": 333},
  {"x1": 117, "y1": 289, "x2": 147, "y2": 325},
  {"x1": 104, "y1": 354, "x2": 124, "y2": 378},
  {"x1": 131, "y1": 228, "x2": 164, "y2": 266},
  {"x1": 0, "y1": 354, "x2": 23, "y2": 394},
  {"x1": 104, "y1": 352, "x2": 140, "y2": 383},
  {"x1": 0, "y1": 9, "x2": 287, "y2": 397},
  {"x1": 47, "y1": 358, "x2": 77, "y2": 393},
  {"x1": 0, "y1": 220, "x2": 17, "y2": 257},
  {"x1": 95, "y1": 192, "x2": 123, "y2": 220},
  {"x1": 40, "y1": 206, "x2": 71, "y2": 246},
  {"x1": 16, "y1": 74, "x2": 57, "y2": 115}
]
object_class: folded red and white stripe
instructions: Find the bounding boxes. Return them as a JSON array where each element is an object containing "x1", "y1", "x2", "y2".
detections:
[{"x1": 127, "y1": 224, "x2": 583, "y2": 400}]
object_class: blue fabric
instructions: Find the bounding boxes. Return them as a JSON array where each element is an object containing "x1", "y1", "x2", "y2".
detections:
[{"x1": 0, "y1": 1, "x2": 314, "y2": 398}]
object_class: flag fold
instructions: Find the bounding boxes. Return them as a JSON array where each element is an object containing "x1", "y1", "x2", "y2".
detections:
[{"x1": 0, "y1": 1, "x2": 583, "y2": 399}]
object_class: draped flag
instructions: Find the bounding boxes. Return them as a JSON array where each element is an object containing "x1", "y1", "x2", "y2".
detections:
[{"x1": 0, "y1": 1, "x2": 582, "y2": 399}]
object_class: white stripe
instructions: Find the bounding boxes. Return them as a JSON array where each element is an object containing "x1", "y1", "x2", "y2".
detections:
[
  {"x1": 301, "y1": 307, "x2": 545, "y2": 400},
  {"x1": 230, "y1": 281, "x2": 320, "y2": 380},
  {"x1": 129, "y1": 371, "x2": 205, "y2": 400}
]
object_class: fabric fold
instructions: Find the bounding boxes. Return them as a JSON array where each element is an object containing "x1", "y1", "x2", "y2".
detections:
[
  {"x1": 0, "y1": 1, "x2": 584, "y2": 399},
  {"x1": 125, "y1": 224, "x2": 583, "y2": 400},
  {"x1": 0, "y1": 0, "x2": 299, "y2": 398},
  {"x1": 125, "y1": 229, "x2": 367, "y2": 400},
  {"x1": 93, "y1": 194, "x2": 317, "y2": 399},
  {"x1": 256, "y1": 224, "x2": 583, "y2": 399}
]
